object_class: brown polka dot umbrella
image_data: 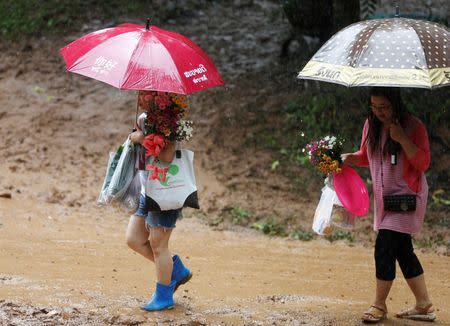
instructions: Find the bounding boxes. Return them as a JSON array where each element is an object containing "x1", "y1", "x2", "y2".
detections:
[{"x1": 298, "y1": 17, "x2": 450, "y2": 89}]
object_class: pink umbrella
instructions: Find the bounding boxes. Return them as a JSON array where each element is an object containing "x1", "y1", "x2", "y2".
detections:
[{"x1": 60, "y1": 20, "x2": 224, "y2": 94}]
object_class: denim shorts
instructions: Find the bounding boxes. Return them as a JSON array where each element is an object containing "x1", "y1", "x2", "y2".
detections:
[{"x1": 134, "y1": 195, "x2": 181, "y2": 229}]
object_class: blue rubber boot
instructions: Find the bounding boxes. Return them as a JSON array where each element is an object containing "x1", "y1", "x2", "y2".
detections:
[
  {"x1": 171, "y1": 255, "x2": 193, "y2": 292},
  {"x1": 141, "y1": 281, "x2": 176, "y2": 311}
]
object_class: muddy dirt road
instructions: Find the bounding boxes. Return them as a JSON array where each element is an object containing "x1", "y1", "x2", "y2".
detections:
[{"x1": 1, "y1": 197, "x2": 449, "y2": 325}]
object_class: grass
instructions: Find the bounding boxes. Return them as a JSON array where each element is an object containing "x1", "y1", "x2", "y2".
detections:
[
  {"x1": 230, "y1": 206, "x2": 251, "y2": 225},
  {"x1": 290, "y1": 227, "x2": 315, "y2": 241},
  {"x1": 252, "y1": 218, "x2": 287, "y2": 237},
  {"x1": 325, "y1": 230, "x2": 354, "y2": 243},
  {"x1": 414, "y1": 234, "x2": 450, "y2": 249}
]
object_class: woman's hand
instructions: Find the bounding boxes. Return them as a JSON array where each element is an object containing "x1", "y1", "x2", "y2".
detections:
[
  {"x1": 389, "y1": 121, "x2": 419, "y2": 159},
  {"x1": 130, "y1": 130, "x2": 144, "y2": 145},
  {"x1": 158, "y1": 141, "x2": 176, "y2": 163},
  {"x1": 341, "y1": 153, "x2": 360, "y2": 166},
  {"x1": 389, "y1": 121, "x2": 408, "y2": 144}
]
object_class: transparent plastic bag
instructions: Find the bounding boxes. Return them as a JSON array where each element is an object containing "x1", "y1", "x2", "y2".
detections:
[
  {"x1": 312, "y1": 176, "x2": 356, "y2": 235},
  {"x1": 120, "y1": 171, "x2": 141, "y2": 212},
  {"x1": 331, "y1": 204, "x2": 356, "y2": 230},
  {"x1": 107, "y1": 138, "x2": 136, "y2": 201},
  {"x1": 312, "y1": 182, "x2": 336, "y2": 235},
  {"x1": 97, "y1": 145, "x2": 124, "y2": 205},
  {"x1": 98, "y1": 138, "x2": 137, "y2": 206}
]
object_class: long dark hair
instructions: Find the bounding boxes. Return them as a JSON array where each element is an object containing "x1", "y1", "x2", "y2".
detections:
[{"x1": 366, "y1": 87, "x2": 408, "y2": 156}]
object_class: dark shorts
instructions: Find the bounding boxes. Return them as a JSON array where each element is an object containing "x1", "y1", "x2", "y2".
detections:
[
  {"x1": 375, "y1": 229, "x2": 424, "y2": 281},
  {"x1": 134, "y1": 195, "x2": 181, "y2": 229}
]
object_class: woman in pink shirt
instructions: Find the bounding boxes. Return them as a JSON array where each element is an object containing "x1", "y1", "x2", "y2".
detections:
[{"x1": 342, "y1": 87, "x2": 436, "y2": 323}]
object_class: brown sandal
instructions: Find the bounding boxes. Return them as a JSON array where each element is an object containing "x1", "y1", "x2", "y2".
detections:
[
  {"x1": 396, "y1": 303, "x2": 436, "y2": 322},
  {"x1": 362, "y1": 305, "x2": 387, "y2": 323}
]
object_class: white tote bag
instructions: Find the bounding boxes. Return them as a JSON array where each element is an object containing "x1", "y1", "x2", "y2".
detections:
[{"x1": 144, "y1": 149, "x2": 199, "y2": 211}]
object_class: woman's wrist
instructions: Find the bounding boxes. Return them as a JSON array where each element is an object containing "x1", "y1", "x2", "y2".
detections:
[
  {"x1": 399, "y1": 137, "x2": 419, "y2": 159},
  {"x1": 342, "y1": 153, "x2": 359, "y2": 166}
]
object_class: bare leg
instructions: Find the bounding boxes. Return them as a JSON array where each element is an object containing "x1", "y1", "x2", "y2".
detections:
[
  {"x1": 405, "y1": 274, "x2": 432, "y2": 307},
  {"x1": 362, "y1": 278, "x2": 392, "y2": 321},
  {"x1": 125, "y1": 215, "x2": 154, "y2": 261},
  {"x1": 374, "y1": 278, "x2": 393, "y2": 310},
  {"x1": 149, "y1": 227, "x2": 173, "y2": 285}
]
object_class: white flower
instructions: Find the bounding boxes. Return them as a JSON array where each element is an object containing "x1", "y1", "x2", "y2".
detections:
[{"x1": 176, "y1": 120, "x2": 194, "y2": 141}]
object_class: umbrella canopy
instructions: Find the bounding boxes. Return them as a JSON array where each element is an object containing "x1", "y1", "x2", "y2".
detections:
[
  {"x1": 298, "y1": 18, "x2": 450, "y2": 89},
  {"x1": 60, "y1": 22, "x2": 224, "y2": 94}
]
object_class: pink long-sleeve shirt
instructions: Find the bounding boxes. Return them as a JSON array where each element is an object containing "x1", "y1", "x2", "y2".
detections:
[{"x1": 355, "y1": 115, "x2": 430, "y2": 234}]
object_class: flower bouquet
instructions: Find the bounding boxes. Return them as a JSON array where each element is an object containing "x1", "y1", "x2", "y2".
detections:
[
  {"x1": 305, "y1": 135, "x2": 344, "y2": 176},
  {"x1": 140, "y1": 91, "x2": 194, "y2": 181},
  {"x1": 305, "y1": 135, "x2": 356, "y2": 235}
]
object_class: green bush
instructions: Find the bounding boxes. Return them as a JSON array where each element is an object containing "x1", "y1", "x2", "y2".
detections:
[
  {"x1": 290, "y1": 227, "x2": 315, "y2": 241},
  {"x1": 252, "y1": 218, "x2": 287, "y2": 236},
  {"x1": 414, "y1": 234, "x2": 449, "y2": 249},
  {"x1": 326, "y1": 229, "x2": 354, "y2": 243},
  {"x1": 0, "y1": 0, "x2": 208, "y2": 39},
  {"x1": 230, "y1": 206, "x2": 251, "y2": 225}
]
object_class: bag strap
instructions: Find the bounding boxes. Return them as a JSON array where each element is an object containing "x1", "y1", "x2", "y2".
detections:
[{"x1": 175, "y1": 141, "x2": 182, "y2": 158}]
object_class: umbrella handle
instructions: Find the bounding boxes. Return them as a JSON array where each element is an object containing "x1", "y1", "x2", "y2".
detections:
[
  {"x1": 134, "y1": 92, "x2": 139, "y2": 131},
  {"x1": 395, "y1": 4, "x2": 400, "y2": 17},
  {"x1": 146, "y1": 18, "x2": 150, "y2": 31}
]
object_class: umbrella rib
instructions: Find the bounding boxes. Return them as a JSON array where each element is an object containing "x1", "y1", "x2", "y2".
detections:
[
  {"x1": 153, "y1": 28, "x2": 212, "y2": 63},
  {"x1": 119, "y1": 31, "x2": 149, "y2": 90},
  {"x1": 120, "y1": 30, "x2": 187, "y2": 93},
  {"x1": 405, "y1": 20, "x2": 435, "y2": 88},
  {"x1": 349, "y1": 20, "x2": 383, "y2": 69}
]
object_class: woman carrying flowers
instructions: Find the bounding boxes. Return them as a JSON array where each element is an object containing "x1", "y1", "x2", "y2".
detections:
[
  {"x1": 126, "y1": 90, "x2": 193, "y2": 311},
  {"x1": 342, "y1": 87, "x2": 435, "y2": 322}
]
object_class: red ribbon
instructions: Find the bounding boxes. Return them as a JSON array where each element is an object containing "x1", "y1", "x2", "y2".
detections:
[
  {"x1": 146, "y1": 164, "x2": 169, "y2": 182},
  {"x1": 143, "y1": 134, "x2": 166, "y2": 157}
]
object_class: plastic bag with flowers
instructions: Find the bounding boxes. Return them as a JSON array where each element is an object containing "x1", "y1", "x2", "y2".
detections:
[
  {"x1": 140, "y1": 91, "x2": 193, "y2": 160},
  {"x1": 138, "y1": 91, "x2": 199, "y2": 211},
  {"x1": 304, "y1": 135, "x2": 356, "y2": 235}
]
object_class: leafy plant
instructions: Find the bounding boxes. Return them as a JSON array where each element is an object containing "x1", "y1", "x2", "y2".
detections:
[
  {"x1": 325, "y1": 230, "x2": 354, "y2": 243},
  {"x1": 290, "y1": 227, "x2": 315, "y2": 241},
  {"x1": 0, "y1": 0, "x2": 208, "y2": 39},
  {"x1": 230, "y1": 207, "x2": 251, "y2": 225},
  {"x1": 414, "y1": 234, "x2": 449, "y2": 249},
  {"x1": 252, "y1": 218, "x2": 287, "y2": 237}
]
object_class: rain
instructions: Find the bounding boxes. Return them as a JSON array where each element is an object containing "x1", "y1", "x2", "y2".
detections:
[{"x1": 0, "y1": 0, "x2": 449, "y2": 325}]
